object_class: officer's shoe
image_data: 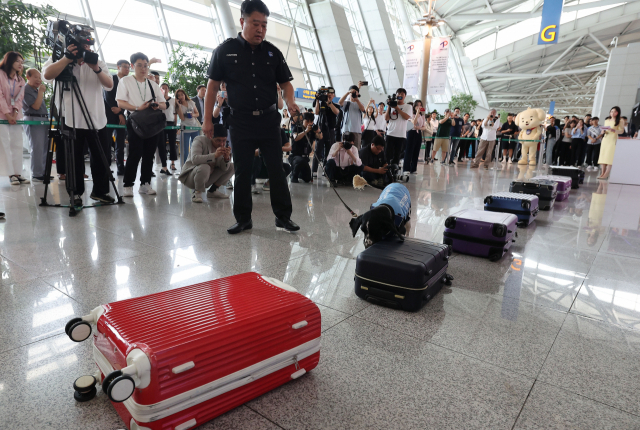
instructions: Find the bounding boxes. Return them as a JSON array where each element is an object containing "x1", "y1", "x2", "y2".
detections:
[
  {"x1": 275, "y1": 217, "x2": 300, "y2": 232},
  {"x1": 227, "y1": 220, "x2": 253, "y2": 234}
]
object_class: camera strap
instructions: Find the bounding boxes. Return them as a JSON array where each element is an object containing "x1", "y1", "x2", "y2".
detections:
[{"x1": 301, "y1": 129, "x2": 358, "y2": 219}]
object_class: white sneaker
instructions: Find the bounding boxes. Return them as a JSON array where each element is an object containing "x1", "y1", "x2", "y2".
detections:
[
  {"x1": 123, "y1": 187, "x2": 134, "y2": 197},
  {"x1": 138, "y1": 183, "x2": 156, "y2": 195},
  {"x1": 9, "y1": 175, "x2": 19, "y2": 185},
  {"x1": 208, "y1": 190, "x2": 229, "y2": 199},
  {"x1": 192, "y1": 191, "x2": 203, "y2": 203},
  {"x1": 251, "y1": 184, "x2": 261, "y2": 194},
  {"x1": 226, "y1": 180, "x2": 233, "y2": 189}
]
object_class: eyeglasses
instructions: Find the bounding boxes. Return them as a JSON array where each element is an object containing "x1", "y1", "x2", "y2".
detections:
[{"x1": 134, "y1": 64, "x2": 149, "y2": 69}]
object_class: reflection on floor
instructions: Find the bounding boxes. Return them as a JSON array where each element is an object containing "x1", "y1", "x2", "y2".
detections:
[{"x1": 2, "y1": 159, "x2": 640, "y2": 429}]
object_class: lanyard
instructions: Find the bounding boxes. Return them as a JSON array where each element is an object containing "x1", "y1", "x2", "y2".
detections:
[
  {"x1": 135, "y1": 79, "x2": 147, "y2": 103},
  {"x1": 9, "y1": 77, "x2": 17, "y2": 98}
]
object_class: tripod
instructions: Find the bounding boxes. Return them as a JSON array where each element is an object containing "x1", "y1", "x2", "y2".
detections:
[{"x1": 40, "y1": 66, "x2": 124, "y2": 217}]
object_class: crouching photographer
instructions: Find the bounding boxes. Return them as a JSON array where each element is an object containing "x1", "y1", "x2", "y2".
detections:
[
  {"x1": 42, "y1": 38, "x2": 115, "y2": 205},
  {"x1": 178, "y1": 124, "x2": 234, "y2": 203},
  {"x1": 290, "y1": 112, "x2": 321, "y2": 183},
  {"x1": 325, "y1": 132, "x2": 363, "y2": 187},
  {"x1": 360, "y1": 135, "x2": 397, "y2": 189}
]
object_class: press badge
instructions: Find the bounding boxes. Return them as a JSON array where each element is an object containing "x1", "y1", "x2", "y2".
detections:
[{"x1": 10, "y1": 98, "x2": 15, "y2": 106}]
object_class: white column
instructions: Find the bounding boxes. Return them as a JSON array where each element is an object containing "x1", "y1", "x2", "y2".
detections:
[{"x1": 213, "y1": 0, "x2": 237, "y2": 40}]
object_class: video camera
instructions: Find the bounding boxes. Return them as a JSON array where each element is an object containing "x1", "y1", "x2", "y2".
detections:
[
  {"x1": 46, "y1": 20, "x2": 99, "y2": 66},
  {"x1": 387, "y1": 94, "x2": 398, "y2": 108},
  {"x1": 315, "y1": 86, "x2": 330, "y2": 103}
]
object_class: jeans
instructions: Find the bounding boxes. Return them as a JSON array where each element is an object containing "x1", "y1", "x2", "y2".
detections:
[
  {"x1": 545, "y1": 137, "x2": 556, "y2": 165},
  {"x1": 181, "y1": 131, "x2": 200, "y2": 166},
  {"x1": 448, "y1": 138, "x2": 460, "y2": 163}
]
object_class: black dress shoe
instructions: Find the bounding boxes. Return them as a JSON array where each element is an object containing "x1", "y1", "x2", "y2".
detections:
[
  {"x1": 227, "y1": 220, "x2": 253, "y2": 234},
  {"x1": 275, "y1": 217, "x2": 300, "y2": 232}
]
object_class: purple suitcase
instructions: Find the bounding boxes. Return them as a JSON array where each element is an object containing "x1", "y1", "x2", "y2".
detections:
[
  {"x1": 531, "y1": 175, "x2": 571, "y2": 202},
  {"x1": 443, "y1": 209, "x2": 517, "y2": 261}
]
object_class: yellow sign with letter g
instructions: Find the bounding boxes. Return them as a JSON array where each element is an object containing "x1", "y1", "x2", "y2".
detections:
[{"x1": 540, "y1": 25, "x2": 557, "y2": 42}]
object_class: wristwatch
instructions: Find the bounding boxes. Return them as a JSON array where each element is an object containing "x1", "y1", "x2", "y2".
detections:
[{"x1": 94, "y1": 67, "x2": 102, "y2": 74}]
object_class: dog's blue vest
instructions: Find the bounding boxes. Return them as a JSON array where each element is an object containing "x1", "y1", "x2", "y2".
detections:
[{"x1": 371, "y1": 183, "x2": 411, "y2": 227}]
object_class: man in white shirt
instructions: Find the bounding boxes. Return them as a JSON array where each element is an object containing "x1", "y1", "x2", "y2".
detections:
[
  {"x1": 42, "y1": 42, "x2": 115, "y2": 206},
  {"x1": 325, "y1": 132, "x2": 363, "y2": 187},
  {"x1": 470, "y1": 109, "x2": 502, "y2": 169},
  {"x1": 384, "y1": 88, "x2": 413, "y2": 166}
]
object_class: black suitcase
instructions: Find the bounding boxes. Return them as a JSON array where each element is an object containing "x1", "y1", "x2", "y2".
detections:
[
  {"x1": 354, "y1": 238, "x2": 453, "y2": 312},
  {"x1": 549, "y1": 166, "x2": 584, "y2": 188},
  {"x1": 510, "y1": 179, "x2": 557, "y2": 210}
]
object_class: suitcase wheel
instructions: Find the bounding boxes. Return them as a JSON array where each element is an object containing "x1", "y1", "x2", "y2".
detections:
[
  {"x1": 521, "y1": 201, "x2": 530, "y2": 210},
  {"x1": 65, "y1": 317, "x2": 83, "y2": 337},
  {"x1": 489, "y1": 253, "x2": 502, "y2": 262},
  {"x1": 107, "y1": 374, "x2": 136, "y2": 403},
  {"x1": 67, "y1": 320, "x2": 92, "y2": 343},
  {"x1": 484, "y1": 196, "x2": 493, "y2": 205},
  {"x1": 73, "y1": 375, "x2": 98, "y2": 402},
  {"x1": 444, "y1": 217, "x2": 456, "y2": 229},
  {"x1": 102, "y1": 370, "x2": 123, "y2": 395},
  {"x1": 443, "y1": 238, "x2": 453, "y2": 247}
]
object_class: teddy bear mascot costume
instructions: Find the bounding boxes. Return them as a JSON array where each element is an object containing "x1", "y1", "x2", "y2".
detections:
[{"x1": 515, "y1": 107, "x2": 545, "y2": 165}]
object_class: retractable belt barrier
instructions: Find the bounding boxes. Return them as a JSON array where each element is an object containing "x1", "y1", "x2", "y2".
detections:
[{"x1": 0, "y1": 120, "x2": 202, "y2": 131}]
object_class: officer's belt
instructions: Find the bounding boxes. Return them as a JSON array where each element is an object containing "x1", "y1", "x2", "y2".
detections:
[{"x1": 230, "y1": 104, "x2": 277, "y2": 117}]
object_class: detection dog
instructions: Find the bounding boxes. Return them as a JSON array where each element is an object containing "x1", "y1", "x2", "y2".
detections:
[{"x1": 349, "y1": 183, "x2": 411, "y2": 248}]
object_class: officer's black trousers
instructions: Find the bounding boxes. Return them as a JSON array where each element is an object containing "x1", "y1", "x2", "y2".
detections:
[{"x1": 229, "y1": 112, "x2": 293, "y2": 223}]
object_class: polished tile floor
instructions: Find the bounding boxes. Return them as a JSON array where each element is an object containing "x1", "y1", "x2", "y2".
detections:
[{"x1": 2, "y1": 155, "x2": 640, "y2": 430}]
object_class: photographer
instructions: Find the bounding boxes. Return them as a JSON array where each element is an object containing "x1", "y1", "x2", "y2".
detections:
[
  {"x1": 160, "y1": 83, "x2": 177, "y2": 173},
  {"x1": 312, "y1": 86, "x2": 338, "y2": 177},
  {"x1": 384, "y1": 88, "x2": 412, "y2": 166},
  {"x1": 103, "y1": 59, "x2": 129, "y2": 175},
  {"x1": 446, "y1": 107, "x2": 464, "y2": 165},
  {"x1": 115, "y1": 52, "x2": 166, "y2": 197},
  {"x1": 326, "y1": 132, "x2": 363, "y2": 187},
  {"x1": 470, "y1": 109, "x2": 501, "y2": 169},
  {"x1": 22, "y1": 68, "x2": 49, "y2": 182},
  {"x1": 290, "y1": 112, "x2": 319, "y2": 183},
  {"x1": 403, "y1": 99, "x2": 426, "y2": 174},
  {"x1": 360, "y1": 135, "x2": 394, "y2": 189},
  {"x1": 178, "y1": 124, "x2": 234, "y2": 203},
  {"x1": 338, "y1": 82, "x2": 366, "y2": 149},
  {"x1": 212, "y1": 81, "x2": 230, "y2": 129},
  {"x1": 375, "y1": 102, "x2": 387, "y2": 136},
  {"x1": 362, "y1": 99, "x2": 378, "y2": 146},
  {"x1": 42, "y1": 42, "x2": 115, "y2": 204},
  {"x1": 431, "y1": 108, "x2": 454, "y2": 164}
]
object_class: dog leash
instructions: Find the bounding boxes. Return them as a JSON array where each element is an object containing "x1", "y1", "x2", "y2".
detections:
[{"x1": 302, "y1": 131, "x2": 359, "y2": 219}]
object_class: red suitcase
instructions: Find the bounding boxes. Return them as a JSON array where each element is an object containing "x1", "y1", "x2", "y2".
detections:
[{"x1": 65, "y1": 273, "x2": 321, "y2": 430}]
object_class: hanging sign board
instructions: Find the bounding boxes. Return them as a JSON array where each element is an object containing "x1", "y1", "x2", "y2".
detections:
[
  {"x1": 427, "y1": 36, "x2": 450, "y2": 95},
  {"x1": 538, "y1": 0, "x2": 564, "y2": 45},
  {"x1": 402, "y1": 40, "x2": 422, "y2": 95}
]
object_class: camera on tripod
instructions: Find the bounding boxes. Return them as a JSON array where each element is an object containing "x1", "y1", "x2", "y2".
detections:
[
  {"x1": 46, "y1": 20, "x2": 99, "y2": 66},
  {"x1": 315, "y1": 86, "x2": 329, "y2": 103},
  {"x1": 387, "y1": 94, "x2": 398, "y2": 108}
]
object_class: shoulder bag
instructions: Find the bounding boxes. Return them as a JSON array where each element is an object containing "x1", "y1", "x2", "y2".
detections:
[{"x1": 128, "y1": 80, "x2": 166, "y2": 138}]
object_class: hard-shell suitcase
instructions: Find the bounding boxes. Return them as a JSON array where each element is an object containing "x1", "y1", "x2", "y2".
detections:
[
  {"x1": 354, "y1": 238, "x2": 453, "y2": 312},
  {"x1": 510, "y1": 179, "x2": 557, "y2": 210},
  {"x1": 64, "y1": 273, "x2": 321, "y2": 430},
  {"x1": 531, "y1": 175, "x2": 572, "y2": 202},
  {"x1": 484, "y1": 192, "x2": 539, "y2": 227},
  {"x1": 443, "y1": 209, "x2": 517, "y2": 261},
  {"x1": 549, "y1": 166, "x2": 584, "y2": 188}
]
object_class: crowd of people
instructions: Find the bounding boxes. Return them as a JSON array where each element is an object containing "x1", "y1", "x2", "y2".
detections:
[{"x1": 0, "y1": 0, "x2": 630, "y2": 227}]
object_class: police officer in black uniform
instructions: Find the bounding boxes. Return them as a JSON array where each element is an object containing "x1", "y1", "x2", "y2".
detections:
[{"x1": 203, "y1": 0, "x2": 301, "y2": 234}]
